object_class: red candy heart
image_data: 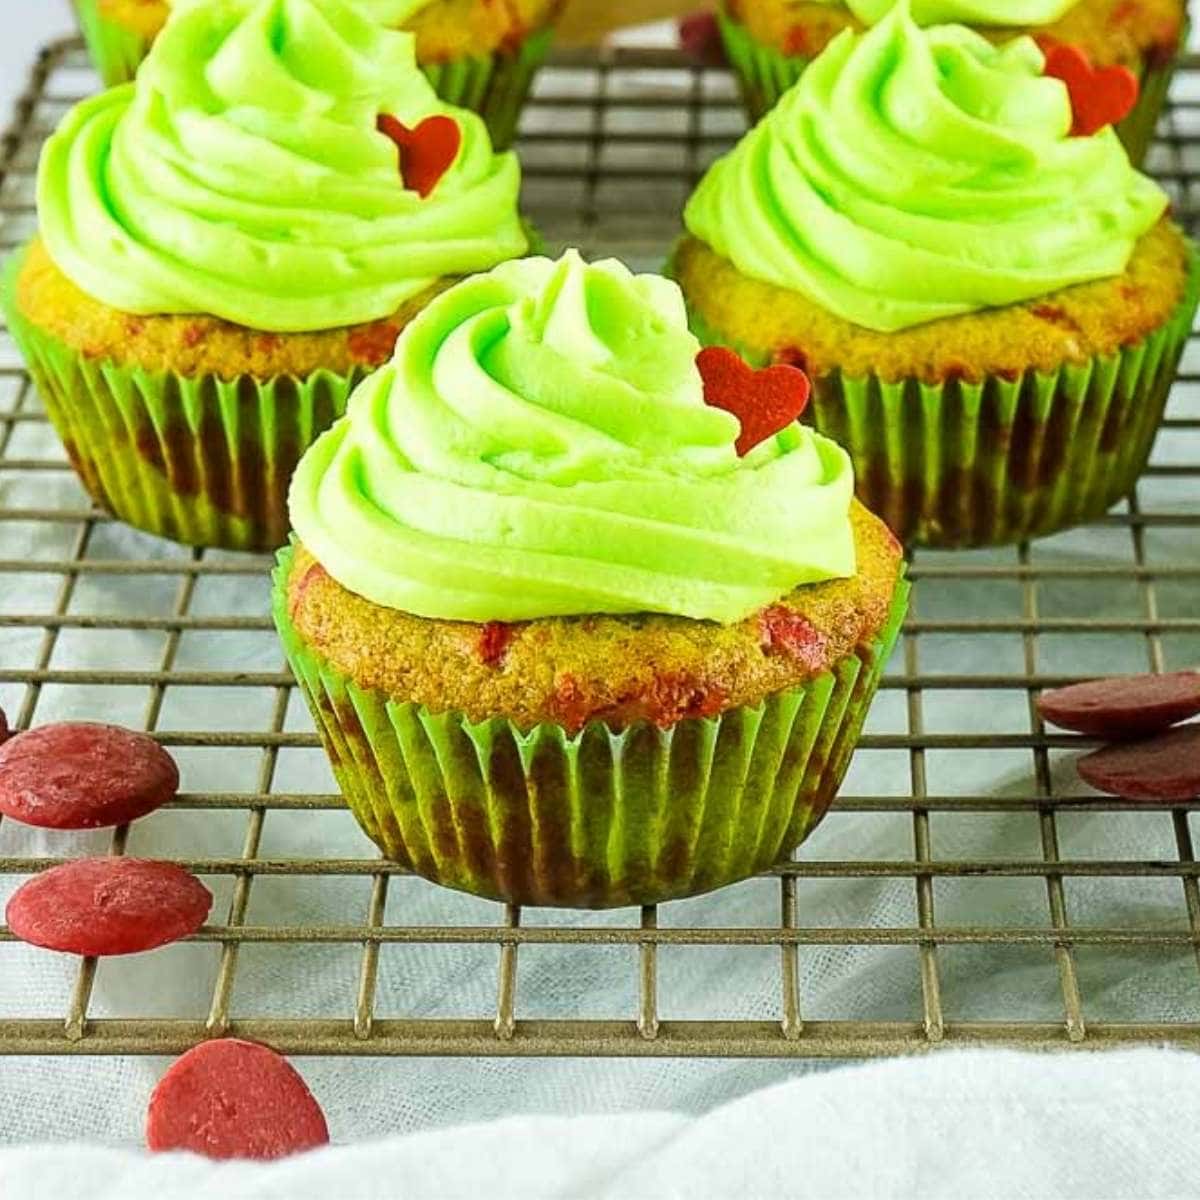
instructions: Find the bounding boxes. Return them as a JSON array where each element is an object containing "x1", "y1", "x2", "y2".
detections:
[
  {"x1": 696, "y1": 346, "x2": 811, "y2": 456},
  {"x1": 1042, "y1": 42, "x2": 1139, "y2": 138},
  {"x1": 377, "y1": 113, "x2": 461, "y2": 199}
]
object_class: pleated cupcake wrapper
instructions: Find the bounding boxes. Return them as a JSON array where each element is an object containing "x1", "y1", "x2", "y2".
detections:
[
  {"x1": 274, "y1": 544, "x2": 910, "y2": 909},
  {"x1": 715, "y1": 6, "x2": 1178, "y2": 166},
  {"x1": 73, "y1": 0, "x2": 551, "y2": 150},
  {"x1": 421, "y1": 26, "x2": 556, "y2": 150},
  {"x1": 2, "y1": 264, "x2": 363, "y2": 552},
  {"x1": 73, "y1": 0, "x2": 154, "y2": 87},
  {"x1": 683, "y1": 242, "x2": 1200, "y2": 548}
]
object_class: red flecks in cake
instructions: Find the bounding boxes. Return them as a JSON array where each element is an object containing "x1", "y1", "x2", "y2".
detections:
[
  {"x1": 477, "y1": 620, "x2": 515, "y2": 667},
  {"x1": 760, "y1": 605, "x2": 829, "y2": 671},
  {"x1": 347, "y1": 320, "x2": 401, "y2": 365}
]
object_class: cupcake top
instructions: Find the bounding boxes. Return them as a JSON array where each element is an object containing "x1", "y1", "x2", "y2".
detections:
[
  {"x1": 289, "y1": 251, "x2": 857, "y2": 626},
  {"x1": 815, "y1": 0, "x2": 1077, "y2": 24},
  {"x1": 685, "y1": 1, "x2": 1168, "y2": 333},
  {"x1": 38, "y1": 0, "x2": 527, "y2": 332}
]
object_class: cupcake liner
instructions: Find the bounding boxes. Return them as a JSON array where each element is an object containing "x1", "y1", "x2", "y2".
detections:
[
  {"x1": 73, "y1": 0, "x2": 155, "y2": 86},
  {"x1": 716, "y1": 7, "x2": 1179, "y2": 166},
  {"x1": 682, "y1": 243, "x2": 1200, "y2": 548},
  {"x1": 274, "y1": 545, "x2": 910, "y2": 909},
  {"x1": 2, "y1": 257, "x2": 366, "y2": 552},
  {"x1": 716, "y1": 7, "x2": 807, "y2": 126},
  {"x1": 421, "y1": 26, "x2": 555, "y2": 150},
  {"x1": 1118, "y1": 43, "x2": 1182, "y2": 167}
]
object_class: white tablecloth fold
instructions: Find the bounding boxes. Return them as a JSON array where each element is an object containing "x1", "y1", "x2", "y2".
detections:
[{"x1": 3, "y1": 1049, "x2": 1198, "y2": 1199}]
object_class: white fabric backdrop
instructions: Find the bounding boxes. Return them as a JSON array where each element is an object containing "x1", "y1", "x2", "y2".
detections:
[{"x1": 6, "y1": 1050, "x2": 1200, "y2": 1199}]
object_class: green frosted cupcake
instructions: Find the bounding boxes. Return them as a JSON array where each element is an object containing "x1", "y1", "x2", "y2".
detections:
[
  {"x1": 275, "y1": 251, "x2": 908, "y2": 908},
  {"x1": 4, "y1": 0, "x2": 529, "y2": 552},
  {"x1": 717, "y1": 0, "x2": 1186, "y2": 165},
  {"x1": 675, "y1": 3, "x2": 1199, "y2": 548},
  {"x1": 73, "y1": 0, "x2": 563, "y2": 149}
]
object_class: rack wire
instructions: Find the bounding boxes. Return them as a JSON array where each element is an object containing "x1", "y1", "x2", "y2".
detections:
[{"x1": 0, "y1": 38, "x2": 1199, "y2": 1060}]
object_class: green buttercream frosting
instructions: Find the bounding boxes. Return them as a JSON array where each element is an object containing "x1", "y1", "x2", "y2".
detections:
[
  {"x1": 289, "y1": 252, "x2": 857, "y2": 625},
  {"x1": 38, "y1": 0, "x2": 527, "y2": 332},
  {"x1": 827, "y1": 0, "x2": 1078, "y2": 25},
  {"x1": 686, "y1": 2, "x2": 1168, "y2": 333}
]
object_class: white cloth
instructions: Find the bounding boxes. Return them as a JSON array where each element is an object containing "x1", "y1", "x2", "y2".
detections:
[{"x1": 3, "y1": 1050, "x2": 1200, "y2": 1199}]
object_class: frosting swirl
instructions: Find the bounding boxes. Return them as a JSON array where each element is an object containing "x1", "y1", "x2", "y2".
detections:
[
  {"x1": 39, "y1": 0, "x2": 527, "y2": 332},
  {"x1": 686, "y1": 2, "x2": 1167, "y2": 333},
  {"x1": 289, "y1": 252, "x2": 857, "y2": 625},
  {"x1": 824, "y1": 0, "x2": 1078, "y2": 25}
]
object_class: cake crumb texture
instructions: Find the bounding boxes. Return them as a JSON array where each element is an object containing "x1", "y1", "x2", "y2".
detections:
[
  {"x1": 287, "y1": 502, "x2": 904, "y2": 733},
  {"x1": 674, "y1": 220, "x2": 1192, "y2": 385},
  {"x1": 14, "y1": 238, "x2": 449, "y2": 381}
]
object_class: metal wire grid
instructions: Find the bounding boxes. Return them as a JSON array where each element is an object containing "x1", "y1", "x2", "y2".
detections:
[{"x1": 0, "y1": 39, "x2": 1196, "y2": 1059}]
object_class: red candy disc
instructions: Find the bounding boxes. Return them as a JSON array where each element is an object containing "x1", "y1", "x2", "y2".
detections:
[
  {"x1": 1038, "y1": 671, "x2": 1200, "y2": 739},
  {"x1": 1077, "y1": 725, "x2": 1200, "y2": 801},
  {"x1": 1042, "y1": 43, "x2": 1139, "y2": 137},
  {"x1": 6, "y1": 857, "x2": 211, "y2": 956},
  {"x1": 147, "y1": 1039, "x2": 330, "y2": 1160},
  {"x1": 696, "y1": 346, "x2": 811, "y2": 456},
  {"x1": 0, "y1": 722, "x2": 179, "y2": 829},
  {"x1": 377, "y1": 112, "x2": 461, "y2": 199}
]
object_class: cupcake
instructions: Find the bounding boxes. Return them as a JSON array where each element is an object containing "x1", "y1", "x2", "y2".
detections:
[
  {"x1": 73, "y1": 0, "x2": 562, "y2": 149},
  {"x1": 274, "y1": 250, "x2": 909, "y2": 908},
  {"x1": 717, "y1": 0, "x2": 1186, "y2": 164},
  {"x1": 4, "y1": 0, "x2": 528, "y2": 552},
  {"x1": 675, "y1": 4, "x2": 1200, "y2": 548}
]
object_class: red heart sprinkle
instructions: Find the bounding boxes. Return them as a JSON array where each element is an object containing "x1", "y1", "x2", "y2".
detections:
[
  {"x1": 1042, "y1": 42, "x2": 1139, "y2": 138},
  {"x1": 376, "y1": 113, "x2": 462, "y2": 199},
  {"x1": 696, "y1": 346, "x2": 811, "y2": 457}
]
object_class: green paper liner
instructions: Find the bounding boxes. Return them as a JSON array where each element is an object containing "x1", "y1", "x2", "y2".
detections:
[
  {"x1": 715, "y1": 7, "x2": 1179, "y2": 166},
  {"x1": 421, "y1": 26, "x2": 555, "y2": 150},
  {"x1": 71, "y1": 2, "x2": 552, "y2": 150},
  {"x1": 2, "y1": 253, "x2": 366, "y2": 552},
  {"x1": 73, "y1": 0, "x2": 154, "y2": 87},
  {"x1": 273, "y1": 545, "x2": 910, "y2": 909},
  {"x1": 680, "y1": 243, "x2": 1200, "y2": 548}
]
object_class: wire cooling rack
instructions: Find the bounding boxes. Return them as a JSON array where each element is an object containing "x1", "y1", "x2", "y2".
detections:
[{"x1": 0, "y1": 38, "x2": 1198, "y2": 1061}]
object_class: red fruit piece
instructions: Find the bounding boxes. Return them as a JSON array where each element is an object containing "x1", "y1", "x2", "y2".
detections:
[
  {"x1": 1077, "y1": 725, "x2": 1200, "y2": 801},
  {"x1": 0, "y1": 705, "x2": 8, "y2": 746},
  {"x1": 679, "y1": 12, "x2": 726, "y2": 65},
  {"x1": 377, "y1": 113, "x2": 461, "y2": 199},
  {"x1": 478, "y1": 621, "x2": 514, "y2": 667},
  {"x1": 1038, "y1": 671, "x2": 1200, "y2": 739},
  {"x1": 6, "y1": 858, "x2": 211, "y2": 956},
  {"x1": 147, "y1": 1039, "x2": 330, "y2": 1160},
  {"x1": 1042, "y1": 43, "x2": 1139, "y2": 137},
  {"x1": 696, "y1": 346, "x2": 811, "y2": 456},
  {"x1": 0, "y1": 722, "x2": 179, "y2": 829}
]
